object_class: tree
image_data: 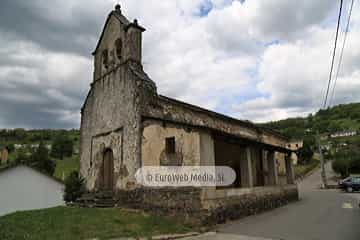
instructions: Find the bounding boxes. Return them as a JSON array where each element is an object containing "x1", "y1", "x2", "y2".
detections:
[
  {"x1": 328, "y1": 121, "x2": 341, "y2": 133},
  {"x1": 64, "y1": 171, "x2": 85, "y2": 203},
  {"x1": 297, "y1": 143, "x2": 314, "y2": 165},
  {"x1": 6, "y1": 144, "x2": 15, "y2": 153},
  {"x1": 332, "y1": 149, "x2": 360, "y2": 178},
  {"x1": 31, "y1": 141, "x2": 55, "y2": 175},
  {"x1": 303, "y1": 135, "x2": 316, "y2": 147},
  {"x1": 51, "y1": 134, "x2": 74, "y2": 160},
  {"x1": 15, "y1": 148, "x2": 29, "y2": 164}
]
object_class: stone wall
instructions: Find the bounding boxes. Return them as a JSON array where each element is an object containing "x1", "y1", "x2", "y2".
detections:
[
  {"x1": 115, "y1": 187, "x2": 203, "y2": 224},
  {"x1": 80, "y1": 63, "x2": 144, "y2": 190},
  {"x1": 201, "y1": 185, "x2": 299, "y2": 225},
  {"x1": 80, "y1": 11, "x2": 156, "y2": 191},
  {"x1": 112, "y1": 185, "x2": 298, "y2": 226}
]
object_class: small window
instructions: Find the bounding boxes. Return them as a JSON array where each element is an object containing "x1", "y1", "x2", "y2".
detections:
[
  {"x1": 296, "y1": 144, "x2": 299, "y2": 148},
  {"x1": 115, "y1": 38, "x2": 123, "y2": 60},
  {"x1": 102, "y1": 49, "x2": 109, "y2": 68},
  {"x1": 165, "y1": 137, "x2": 175, "y2": 154}
]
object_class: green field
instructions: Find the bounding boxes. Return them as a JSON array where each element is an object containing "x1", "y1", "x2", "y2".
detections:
[
  {"x1": 0, "y1": 207, "x2": 192, "y2": 240},
  {"x1": 53, "y1": 156, "x2": 80, "y2": 181}
]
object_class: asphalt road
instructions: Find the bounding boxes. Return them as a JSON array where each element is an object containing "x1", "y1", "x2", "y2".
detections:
[{"x1": 215, "y1": 162, "x2": 360, "y2": 240}]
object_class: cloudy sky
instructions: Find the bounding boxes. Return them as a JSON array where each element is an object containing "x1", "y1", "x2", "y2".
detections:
[{"x1": 0, "y1": 0, "x2": 359, "y2": 129}]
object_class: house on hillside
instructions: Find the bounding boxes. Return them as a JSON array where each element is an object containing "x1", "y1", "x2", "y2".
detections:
[
  {"x1": 16, "y1": 143, "x2": 52, "y2": 150},
  {"x1": 330, "y1": 131, "x2": 357, "y2": 138},
  {"x1": 79, "y1": 4, "x2": 298, "y2": 224},
  {"x1": 0, "y1": 165, "x2": 64, "y2": 216},
  {"x1": 0, "y1": 146, "x2": 9, "y2": 165}
]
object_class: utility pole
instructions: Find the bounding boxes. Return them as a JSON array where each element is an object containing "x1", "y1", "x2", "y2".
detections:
[{"x1": 317, "y1": 131, "x2": 327, "y2": 188}]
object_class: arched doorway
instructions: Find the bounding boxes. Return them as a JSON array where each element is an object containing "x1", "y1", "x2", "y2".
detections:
[{"x1": 102, "y1": 148, "x2": 114, "y2": 190}]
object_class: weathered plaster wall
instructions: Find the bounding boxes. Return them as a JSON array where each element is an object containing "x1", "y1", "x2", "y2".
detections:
[
  {"x1": 141, "y1": 120, "x2": 201, "y2": 166},
  {"x1": 199, "y1": 131, "x2": 215, "y2": 166}
]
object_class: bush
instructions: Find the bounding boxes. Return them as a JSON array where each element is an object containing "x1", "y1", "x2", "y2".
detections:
[
  {"x1": 64, "y1": 171, "x2": 85, "y2": 203},
  {"x1": 332, "y1": 158, "x2": 350, "y2": 178},
  {"x1": 332, "y1": 150, "x2": 360, "y2": 178},
  {"x1": 349, "y1": 155, "x2": 360, "y2": 174},
  {"x1": 297, "y1": 145, "x2": 314, "y2": 165},
  {"x1": 30, "y1": 141, "x2": 55, "y2": 176}
]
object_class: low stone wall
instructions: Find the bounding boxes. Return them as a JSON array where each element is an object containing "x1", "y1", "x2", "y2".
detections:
[
  {"x1": 201, "y1": 185, "x2": 299, "y2": 225},
  {"x1": 115, "y1": 187, "x2": 204, "y2": 224},
  {"x1": 112, "y1": 185, "x2": 298, "y2": 226}
]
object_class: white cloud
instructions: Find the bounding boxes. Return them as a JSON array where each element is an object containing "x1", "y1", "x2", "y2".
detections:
[
  {"x1": 0, "y1": 0, "x2": 359, "y2": 128},
  {"x1": 235, "y1": 23, "x2": 360, "y2": 122}
]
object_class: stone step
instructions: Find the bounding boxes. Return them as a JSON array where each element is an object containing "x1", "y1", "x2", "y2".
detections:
[
  {"x1": 94, "y1": 192, "x2": 114, "y2": 198},
  {"x1": 77, "y1": 196, "x2": 95, "y2": 201},
  {"x1": 74, "y1": 191, "x2": 116, "y2": 208},
  {"x1": 94, "y1": 199, "x2": 116, "y2": 205},
  {"x1": 94, "y1": 203, "x2": 115, "y2": 208}
]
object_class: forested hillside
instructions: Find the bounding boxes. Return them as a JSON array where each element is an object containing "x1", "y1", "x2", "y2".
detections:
[
  {"x1": 0, "y1": 129, "x2": 80, "y2": 181},
  {"x1": 0, "y1": 129, "x2": 79, "y2": 145},
  {"x1": 261, "y1": 103, "x2": 360, "y2": 139}
]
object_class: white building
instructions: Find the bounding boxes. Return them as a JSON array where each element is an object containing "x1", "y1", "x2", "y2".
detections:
[{"x1": 330, "y1": 131, "x2": 357, "y2": 138}]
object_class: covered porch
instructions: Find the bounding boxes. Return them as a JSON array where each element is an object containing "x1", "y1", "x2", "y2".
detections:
[{"x1": 200, "y1": 131, "x2": 297, "y2": 209}]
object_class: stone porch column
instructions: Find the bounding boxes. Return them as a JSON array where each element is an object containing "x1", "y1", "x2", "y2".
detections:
[
  {"x1": 285, "y1": 154, "x2": 295, "y2": 184},
  {"x1": 240, "y1": 147, "x2": 253, "y2": 188},
  {"x1": 261, "y1": 149, "x2": 269, "y2": 185},
  {"x1": 267, "y1": 150, "x2": 278, "y2": 185}
]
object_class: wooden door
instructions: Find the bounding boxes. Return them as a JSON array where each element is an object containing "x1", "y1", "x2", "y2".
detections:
[{"x1": 103, "y1": 149, "x2": 114, "y2": 190}]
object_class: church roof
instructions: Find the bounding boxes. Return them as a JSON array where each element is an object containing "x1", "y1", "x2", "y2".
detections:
[{"x1": 157, "y1": 95, "x2": 289, "y2": 140}]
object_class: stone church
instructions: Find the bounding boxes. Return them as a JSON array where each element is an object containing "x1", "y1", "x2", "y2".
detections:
[{"x1": 80, "y1": 4, "x2": 298, "y2": 223}]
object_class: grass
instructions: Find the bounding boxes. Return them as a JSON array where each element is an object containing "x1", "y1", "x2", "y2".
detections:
[
  {"x1": 294, "y1": 159, "x2": 320, "y2": 179},
  {"x1": 0, "y1": 207, "x2": 193, "y2": 240},
  {"x1": 53, "y1": 155, "x2": 80, "y2": 181}
]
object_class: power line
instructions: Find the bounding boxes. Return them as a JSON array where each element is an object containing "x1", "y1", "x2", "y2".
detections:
[
  {"x1": 329, "y1": 0, "x2": 355, "y2": 107},
  {"x1": 318, "y1": 0, "x2": 344, "y2": 189},
  {"x1": 323, "y1": 0, "x2": 344, "y2": 109}
]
